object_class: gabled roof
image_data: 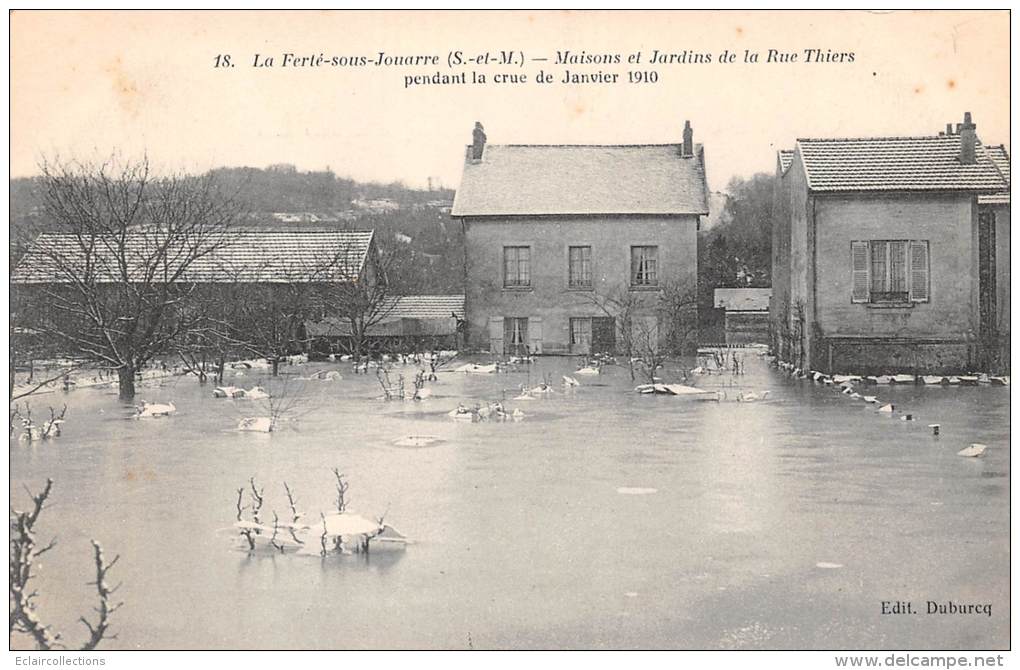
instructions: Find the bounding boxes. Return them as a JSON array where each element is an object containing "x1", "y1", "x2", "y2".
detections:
[
  {"x1": 777, "y1": 150, "x2": 795, "y2": 174},
  {"x1": 978, "y1": 144, "x2": 1010, "y2": 205},
  {"x1": 11, "y1": 229, "x2": 374, "y2": 284},
  {"x1": 452, "y1": 144, "x2": 709, "y2": 217},
  {"x1": 794, "y1": 135, "x2": 1007, "y2": 193}
]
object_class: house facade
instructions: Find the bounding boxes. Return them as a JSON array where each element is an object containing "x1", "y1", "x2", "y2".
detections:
[
  {"x1": 451, "y1": 122, "x2": 709, "y2": 355},
  {"x1": 771, "y1": 113, "x2": 1010, "y2": 374}
]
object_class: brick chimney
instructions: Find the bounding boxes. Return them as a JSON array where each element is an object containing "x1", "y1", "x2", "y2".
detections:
[
  {"x1": 959, "y1": 112, "x2": 977, "y2": 164},
  {"x1": 682, "y1": 120, "x2": 694, "y2": 158},
  {"x1": 471, "y1": 122, "x2": 486, "y2": 160}
]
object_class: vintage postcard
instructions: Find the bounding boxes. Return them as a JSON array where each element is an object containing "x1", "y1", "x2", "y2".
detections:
[{"x1": 7, "y1": 9, "x2": 1011, "y2": 661}]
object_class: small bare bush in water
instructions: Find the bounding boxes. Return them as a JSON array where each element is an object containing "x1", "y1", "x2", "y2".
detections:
[{"x1": 9, "y1": 479, "x2": 122, "y2": 650}]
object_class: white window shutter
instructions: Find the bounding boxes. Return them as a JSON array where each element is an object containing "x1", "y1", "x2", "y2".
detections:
[
  {"x1": 529, "y1": 317, "x2": 543, "y2": 354},
  {"x1": 851, "y1": 241, "x2": 870, "y2": 303},
  {"x1": 909, "y1": 240, "x2": 930, "y2": 303},
  {"x1": 488, "y1": 316, "x2": 504, "y2": 354}
]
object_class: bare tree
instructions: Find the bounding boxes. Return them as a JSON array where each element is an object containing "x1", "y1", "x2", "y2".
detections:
[
  {"x1": 10, "y1": 479, "x2": 122, "y2": 650},
  {"x1": 317, "y1": 243, "x2": 399, "y2": 363},
  {"x1": 11, "y1": 156, "x2": 240, "y2": 400},
  {"x1": 658, "y1": 275, "x2": 700, "y2": 357},
  {"x1": 577, "y1": 283, "x2": 650, "y2": 381}
]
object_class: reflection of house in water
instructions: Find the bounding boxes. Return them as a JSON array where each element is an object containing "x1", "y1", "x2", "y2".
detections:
[
  {"x1": 772, "y1": 113, "x2": 1010, "y2": 373},
  {"x1": 452, "y1": 121, "x2": 709, "y2": 355},
  {"x1": 306, "y1": 294, "x2": 465, "y2": 354},
  {"x1": 714, "y1": 288, "x2": 772, "y2": 345}
]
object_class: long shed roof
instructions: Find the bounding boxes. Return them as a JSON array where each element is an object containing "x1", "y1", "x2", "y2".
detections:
[{"x1": 11, "y1": 229, "x2": 374, "y2": 284}]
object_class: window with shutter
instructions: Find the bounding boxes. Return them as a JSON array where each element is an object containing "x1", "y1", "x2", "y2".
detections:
[
  {"x1": 908, "y1": 240, "x2": 930, "y2": 302},
  {"x1": 851, "y1": 241, "x2": 870, "y2": 303},
  {"x1": 529, "y1": 317, "x2": 543, "y2": 354},
  {"x1": 488, "y1": 316, "x2": 504, "y2": 354}
]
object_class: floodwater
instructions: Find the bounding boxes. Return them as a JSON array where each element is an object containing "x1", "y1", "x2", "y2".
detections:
[{"x1": 9, "y1": 354, "x2": 1010, "y2": 650}]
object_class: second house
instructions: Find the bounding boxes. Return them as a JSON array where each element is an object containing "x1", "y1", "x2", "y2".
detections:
[{"x1": 451, "y1": 121, "x2": 709, "y2": 355}]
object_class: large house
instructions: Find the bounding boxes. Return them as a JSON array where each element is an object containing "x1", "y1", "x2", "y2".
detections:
[
  {"x1": 451, "y1": 122, "x2": 709, "y2": 355},
  {"x1": 771, "y1": 113, "x2": 1010, "y2": 374}
]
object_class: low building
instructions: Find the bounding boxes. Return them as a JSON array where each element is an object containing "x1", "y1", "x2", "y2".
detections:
[
  {"x1": 11, "y1": 228, "x2": 381, "y2": 360},
  {"x1": 714, "y1": 288, "x2": 772, "y2": 345},
  {"x1": 451, "y1": 121, "x2": 709, "y2": 355},
  {"x1": 305, "y1": 294, "x2": 465, "y2": 354},
  {"x1": 771, "y1": 113, "x2": 1009, "y2": 373}
]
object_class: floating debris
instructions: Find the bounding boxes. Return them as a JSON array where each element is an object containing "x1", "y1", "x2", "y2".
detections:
[
  {"x1": 238, "y1": 416, "x2": 274, "y2": 433},
  {"x1": 562, "y1": 375, "x2": 580, "y2": 387},
  {"x1": 213, "y1": 386, "x2": 245, "y2": 398},
  {"x1": 863, "y1": 395, "x2": 878, "y2": 404},
  {"x1": 899, "y1": 414, "x2": 914, "y2": 421},
  {"x1": 922, "y1": 375, "x2": 944, "y2": 385},
  {"x1": 575, "y1": 366, "x2": 601, "y2": 376},
  {"x1": 454, "y1": 363, "x2": 497, "y2": 374},
  {"x1": 134, "y1": 400, "x2": 176, "y2": 418},
  {"x1": 928, "y1": 424, "x2": 941, "y2": 436},
  {"x1": 815, "y1": 562, "x2": 844, "y2": 569},
  {"x1": 635, "y1": 383, "x2": 721, "y2": 400},
  {"x1": 891, "y1": 374, "x2": 916, "y2": 384},
  {"x1": 244, "y1": 385, "x2": 270, "y2": 400},
  {"x1": 990, "y1": 376, "x2": 1010, "y2": 386},
  {"x1": 957, "y1": 443, "x2": 987, "y2": 458},
  {"x1": 616, "y1": 487, "x2": 658, "y2": 495},
  {"x1": 877, "y1": 403, "x2": 895, "y2": 413},
  {"x1": 392, "y1": 435, "x2": 441, "y2": 448},
  {"x1": 736, "y1": 390, "x2": 770, "y2": 402}
]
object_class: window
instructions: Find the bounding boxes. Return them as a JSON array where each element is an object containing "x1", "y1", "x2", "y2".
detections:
[
  {"x1": 570, "y1": 317, "x2": 592, "y2": 347},
  {"x1": 504, "y1": 317, "x2": 529, "y2": 354},
  {"x1": 503, "y1": 246, "x2": 531, "y2": 288},
  {"x1": 851, "y1": 240, "x2": 929, "y2": 304},
  {"x1": 568, "y1": 246, "x2": 592, "y2": 288},
  {"x1": 631, "y1": 246, "x2": 658, "y2": 286}
]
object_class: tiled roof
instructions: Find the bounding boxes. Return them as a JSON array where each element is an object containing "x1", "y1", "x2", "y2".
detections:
[
  {"x1": 11, "y1": 229, "x2": 373, "y2": 284},
  {"x1": 778, "y1": 150, "x2": 795, "y2": 173},
  {"x1": 305, "y1": 294, "x2": 464, "y2": 337},
  {"x1": 452, "y1": 144, "x2": 709, "y2": 217},
  {"x1": 978, "y1": 144, "x2": 1010, "y2": 205},
  {"x1": 379, "y1": 294, "x2": 465, "y2": 320},
  {"x1": 795, "y1": 136, "x2": 1007, "y2": 193}
]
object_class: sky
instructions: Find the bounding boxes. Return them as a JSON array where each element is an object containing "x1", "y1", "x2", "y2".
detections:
[{"x1": 10, "y1": 10, "x2": 1010, "y2": 193}]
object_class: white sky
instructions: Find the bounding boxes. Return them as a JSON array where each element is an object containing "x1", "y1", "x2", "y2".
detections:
[{"x1": 10, "y1": 10, "x2": 1010, "y2": 192}]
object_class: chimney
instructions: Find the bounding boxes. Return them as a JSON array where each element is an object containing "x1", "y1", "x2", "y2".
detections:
[
  {"x1": 682, "y1": 120, "x2": 694, "y2": 158},
  {"x1": 959, "y1": 112, "x2": 977, "y2": 165},
  {"x1": 471, "y1": 122, "x2": 487, "y2": 160},
  {"x1": 946, "y1": 123, "x2": 954, "y2": 135}
]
